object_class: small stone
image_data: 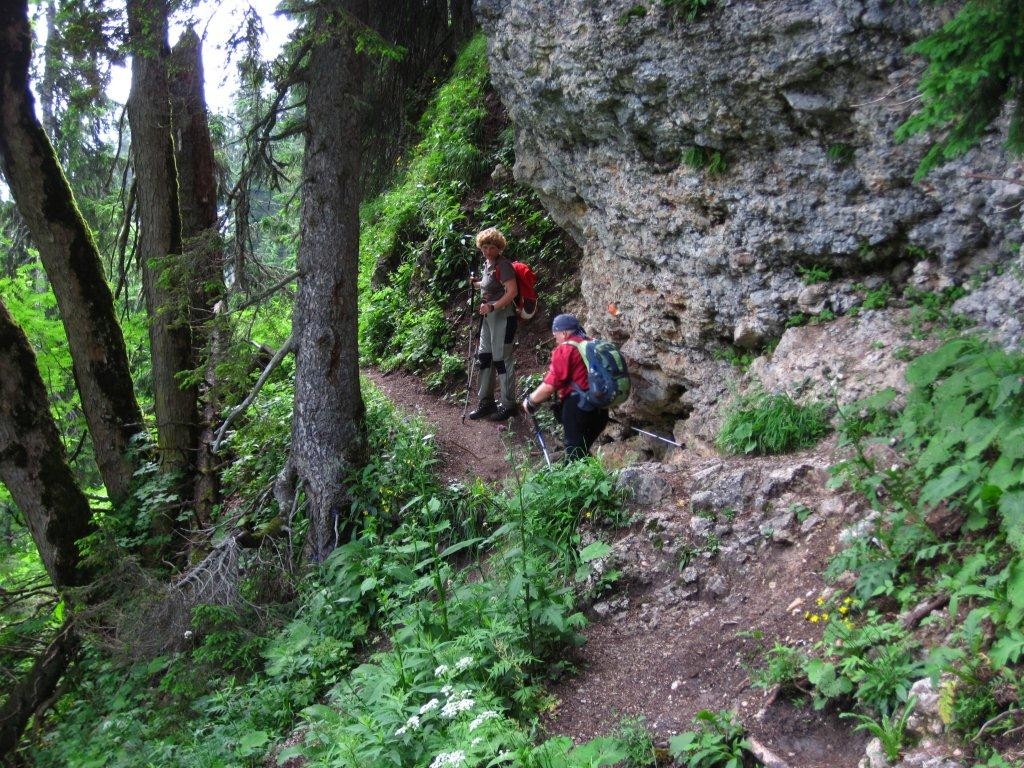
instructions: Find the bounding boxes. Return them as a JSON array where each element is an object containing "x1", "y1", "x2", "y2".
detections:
[{"x1": 707, "y1": 575, "x2": 730, "y2": 599}]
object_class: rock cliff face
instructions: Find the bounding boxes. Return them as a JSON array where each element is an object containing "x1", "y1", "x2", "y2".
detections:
[{"x1": 474, "y1": 0, "x2": 1023, "y2": 433}]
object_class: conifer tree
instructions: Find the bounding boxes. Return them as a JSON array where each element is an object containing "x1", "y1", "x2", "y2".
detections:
[{"x1": 898, "y1": 0, "x2": 1024, "y2": 178}]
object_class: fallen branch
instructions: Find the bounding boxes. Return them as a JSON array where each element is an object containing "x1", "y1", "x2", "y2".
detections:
[
  {"x1": 899, "y1": 592, "x2": 950, "y2": 630},
  {"x1": 747, "y1": 736, "x2": 791, "y2": 768},
  {"x1": 212, "y1": 333, "x2": 296, "y2": 452},
  {"x1": 0, "y1": 620, "x2": 78, "y2": 759},
  {"x1": 973, "y1": 708, "x2": 1023, "y2": 742}
]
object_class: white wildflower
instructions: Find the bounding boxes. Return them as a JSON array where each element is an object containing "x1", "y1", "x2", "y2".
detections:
[
  {"x1": 395, "y1": 714, "x2": 421, "y2": 736},
  {"x1": 441, "y1": 697, "x2": 476, "y2": 719},
  {"x1": 434, "y1": 663, "x2": 450, "y2": 677},
  {"x1": 471, "y1": 737, "x2": 483, "y2": 747},
  {"x1": 419, "y1": 698, "x2": 440, "y2": 714},
  {"x1": 469, "y1": 710, "x2": 499, "y2": 731},
  {"x1": 429, "y1": 750, "x2": 467, "y2": 768},
  {"x1": 441, "y1": 684, "x2": 455, "y2": 697},
  {"x1": 890, "y1": 463, "x2": 899, "y2": 472},
  {"x1": 454, "y1": 655, "x2": 473, "y2": 672}
]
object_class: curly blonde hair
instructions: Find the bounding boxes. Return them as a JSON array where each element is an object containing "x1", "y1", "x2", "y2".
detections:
[{"x1": 475, "y1": 227, "x2": 507, "y2": 251}]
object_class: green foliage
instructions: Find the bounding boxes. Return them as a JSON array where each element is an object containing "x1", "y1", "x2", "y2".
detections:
[
  {"x1": 840, "y1": 697, "x2": 917, "y2": 762},
  {"x1": 816, "y1": 335, "x2": 1024, "y2": 759},
  {"x1": 358, "y1": 35, "x2": 489, "y2": 367},
  {"x1": 797, "y1": 264, "x2": 832, "y2": 284},
  {"x1": 750, "y1": 642, "x2": 809, "y2": 692},
  {"x1": 612, "y1": 715, "x2": 656, "y2": 767},
  {"x1": 807, "y1": 616, "x2": 926, "y2": 715},
  {"x1": 348, "y1": 381, "x2": 450, "y2": 525},
  {"x1": 896, "y1": 0, "x2": 1024, "y2": 179},
  {"x1": 712, "y1": 345, "x2": 756, "y2": 371},
  {"x1": 513, "y1": 457, "x2": 628, "y2": 546},
  {"x1": 663, "y1": 0, "x2": 714, "y2": 22},
  {"x1": 860, "y1": 282, "x2": 892, "y2": 310},
  {"x1": 219, "y1": 374, "x2": 294, "y2": 499},
  {"x1": 617, "y1": 4, "x2": 648, "y2": 24},
  {"x1": 358, "y1": 35, "x2": 572, "y2": 381},
  {"x1": 681, "y1": 145, "x2": 727, "y2": 174},
  {"x1": 826, "y1": 142, "x2": 855, "y2": 164},
  {"x1": 668, "y1": 710, "x2": 752, "y2": 768},
  {"x1": 905, "y1": 284, "x2": 969, "y2": 337},
  {"x1": 716, "y1": 390, "x2": 830, "y2": 455}
]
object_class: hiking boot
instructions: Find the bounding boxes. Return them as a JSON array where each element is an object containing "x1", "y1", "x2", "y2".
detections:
[
  {"x1": 467, "y1": 401, "x2": 497, "y2": 420},
  {"x1": 488, "y1": 404, "x2": 517, "y2": 422}
]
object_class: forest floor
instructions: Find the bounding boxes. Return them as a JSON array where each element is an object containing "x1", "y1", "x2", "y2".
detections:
[{"x1": 368, "y1": 352, "x2": 870, "y2": 768}]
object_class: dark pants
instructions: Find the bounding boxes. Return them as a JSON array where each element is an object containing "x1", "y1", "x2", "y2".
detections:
[{"x1": 556, "y1": 395, "x2": 609, "y2": 461}]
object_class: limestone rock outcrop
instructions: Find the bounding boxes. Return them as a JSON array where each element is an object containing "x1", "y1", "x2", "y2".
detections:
[{"x1": 474, "y1": 0, "x2": 1023, "y2": 421}]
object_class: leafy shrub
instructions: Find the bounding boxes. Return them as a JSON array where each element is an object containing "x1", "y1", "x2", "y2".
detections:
[
  {"x1": 861, "y1": 282, "x2": 892, "y2": 310},
  {"x1": 841, "y1": 697, "x2": 917, "y2": 762},
  {"x1": 797, "y1": 264, "x2": 832, "y2": 284},
  {"x1": 803, "y1": 615, "x2": 925, "y2": 716},
  {"x1": 669, "y1": 710, "x2": 753, "y2": 768},
  {"x1": 613, "y1": 715, "x2": 656, "y2": 767},
  {"x1": 513, "y1": 458, "x2": 628, "y2": 548},
  {"x1": 750, "y1": 642, "x2": 809, "y2": 692},
  {"x1": 716, "y1": 390, "x2": 830, "y2": 455}
]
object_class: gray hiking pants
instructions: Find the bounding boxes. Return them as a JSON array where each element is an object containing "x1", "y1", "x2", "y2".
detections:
[{"x1": 477, "y1": 305, "x2": 517, "y2": 407}]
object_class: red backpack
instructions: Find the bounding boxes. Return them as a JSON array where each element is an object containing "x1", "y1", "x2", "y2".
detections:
[{"x1": 512, "y1": 261, "x2": 538, "y2": 321}]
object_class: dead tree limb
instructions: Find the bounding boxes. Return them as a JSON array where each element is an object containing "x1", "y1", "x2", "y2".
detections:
[
  {"x1": 746, "y1": 736, "x2": 791, "y2": 768},
  {"x1": 212, "y1": 333, "x2": 296, "y2": 452},
  {"x1": 0, "y1": 620, "x2": 78, "y2": 759},
  {"x1": 900, "y1": 593, "x2": 950, "y2": 630},
  {"x1": 224, "y1": 270, "x2": 300, "y2": 315}
]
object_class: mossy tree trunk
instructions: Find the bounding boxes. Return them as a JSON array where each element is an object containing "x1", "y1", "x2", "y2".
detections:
[
  {"x1": 126, "y1": 0, "x2": 199, "y2": 538},
  {"x1": 169, "y1": 27, "x2": 225, "y2": 527},
  {"x1": 0, "y1": 299, "x2": 95, "y2": 589},
  {"x1": 290, "y1": 0, "x2": 369, "y2": 562},
  {"x1": 0, "y1": 0, "x2": 144, "y2": 508}
]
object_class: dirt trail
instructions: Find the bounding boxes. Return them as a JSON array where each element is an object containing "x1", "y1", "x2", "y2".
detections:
[{"x1": 367, "y1": 369, "x2": 866, "y2": 768}]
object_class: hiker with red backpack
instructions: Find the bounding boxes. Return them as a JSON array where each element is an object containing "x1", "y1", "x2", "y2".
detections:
[
  {"x1": 522, "y1": 313, "x2": 629, "y2": 461},
  {"x1": 467, "y1": 227, "x2": 519, "y2": 422}
]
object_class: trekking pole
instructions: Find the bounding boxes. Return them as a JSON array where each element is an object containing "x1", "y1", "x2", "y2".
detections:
[
  {"x1": 461, "y1": 270, "x2": 479, "y2": 423},
  {"x1": 630, "y1": 426, "x2": 684, "y2": 449},
  {"x1": 529, "y1": 411, "x2": 553, "y2": 467}
]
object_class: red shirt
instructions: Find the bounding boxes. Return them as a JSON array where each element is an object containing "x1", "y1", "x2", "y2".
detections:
[{"x1": 543, "y1": 334, "x2": 589, "y2": 399}]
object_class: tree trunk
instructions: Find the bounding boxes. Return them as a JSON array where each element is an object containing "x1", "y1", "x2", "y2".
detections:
[
  {"x1": 291, "y1": 0, "x2": 369, "y2": 562},
  {"x1": 0, "y1": 300, "x2": 95, "y2": 589},
  {"x1": 169, "y1": 27, "x2": 225, "y2": 526},
  {"x1": 0, "y1": 0, "x2": 144, "y2": 507},
  {"x1": 126, "y1": 0, "x2": 198, "y2": 529}
]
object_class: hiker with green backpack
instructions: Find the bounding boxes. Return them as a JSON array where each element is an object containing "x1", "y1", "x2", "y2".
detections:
[{"x1": 522, "y1": 313, "x2": 630, "y2": 461}]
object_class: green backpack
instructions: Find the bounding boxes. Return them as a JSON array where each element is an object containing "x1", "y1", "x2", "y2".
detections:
[{"x1": 569, "y1": 338, "x2": 631, "y2": 411}]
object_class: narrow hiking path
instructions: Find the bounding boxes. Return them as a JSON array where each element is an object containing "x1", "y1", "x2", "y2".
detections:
[
  {"x1": 365, "y1": 367, "x2": 545, "y2": 486},
  {"x1": 367, "y1": 369, "x2": 869, "y2": 767}
]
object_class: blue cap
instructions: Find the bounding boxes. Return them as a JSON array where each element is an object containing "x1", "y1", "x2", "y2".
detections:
[{"x1": 552, "y1": 313, "x2": 583, "y2": 333}]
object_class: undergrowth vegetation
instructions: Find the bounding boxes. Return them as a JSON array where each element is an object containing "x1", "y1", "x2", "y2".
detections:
[
  {"x1": 26, "y1": 375, "x2": 636, "y2": 767},
  {"x1": 716, "y1": 389, "x2": 830, "y2": 455},
  {"x1": 358, "y1": 34, "x2": 576, "y2": 385},
  {"x1": 747, "y1": 336, "x2": 1024, "y2": 765}
]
